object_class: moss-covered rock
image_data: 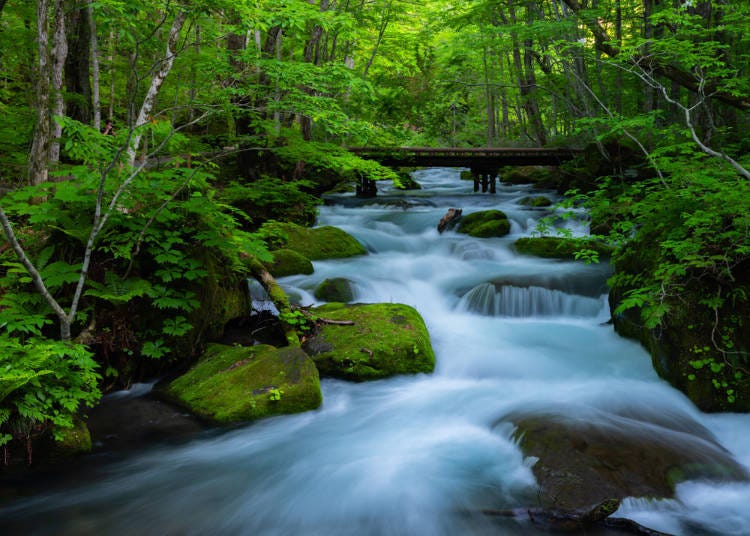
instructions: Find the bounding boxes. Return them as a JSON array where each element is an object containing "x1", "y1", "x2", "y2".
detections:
[
  {"x1": 314, "y1": 278, "x2": 355, "y2": 302},
  {"x1": 265, "y1": 248, "x2": 314, "y2": 277},
  {"x1": 460, "y1": 170, "x2": 473, "y2": 181},
  {"x1": 265, "y1": 222, "x2": 366, "y2": 260},
  {"x1": 303, "y1": 302, "x2": 435, "y2": 381},
  {"x1": 394, "y1": 170, "x2": 422, "y2": 190},
  {"x1": 456, "y1": 210, "x2": 511, "y2": 238},
  {"x1": 519, "y1": 195, "x2": 553, "y2": 208},
  {"x1": 500, "y1": 166, "x2": 556, "y2": 187},
  {"x1": 514, "y1": 237, "x2": 613, "y2": 260},
  {"x1": 164, "y1": 344, "x2": 322, "y2": 424},
  {"x1": 507, "y1": 410, "x2": 747, "y2": 511}
]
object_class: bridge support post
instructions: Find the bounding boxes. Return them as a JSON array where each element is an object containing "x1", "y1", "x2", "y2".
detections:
[
  {"x1": 356, "y1": 177, "x2": 378, "y2": 198},
  {"x1": 472, "y1": 170, "x2": 480, "y2": 192},
  {"x1": 490, "y1": 173, "x2": 497, "y2": 194}
]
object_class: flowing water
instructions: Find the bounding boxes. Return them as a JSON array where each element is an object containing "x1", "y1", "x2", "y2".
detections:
[{"x1": 2, "y1": 168, "x2": 750, "y2": 535}]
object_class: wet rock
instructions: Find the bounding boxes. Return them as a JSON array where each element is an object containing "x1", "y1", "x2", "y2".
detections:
[
  {"x1": 503, "y1": 409, "x2": 748, "y2": 511},
  {"x1": 314, "y1": 278, "x2": 355, "y2": 302},
  {"x1": 86, "y1": 393, "x2": 205, "y2": 451},
  {"x1": 394, "y1": 170, "x2": 422, "y2": 190},
  {"x1": 437, "y1": 208, "x2": 462, "y2": 233},
  {"x1": 499, "y1": 166, "x2": 556, "y2": 187},
  {"x1": 514, "y1": 236, "x2": 613, "y2": 260},
  {"x1": 303, "y1": 302, "x2": 435, "y2": 381},
  {"x1": 518, "y1": 195, "x2": 553, "y2": 208},
  {"x1": 162, "y1": 344, "x2": 322, "y2": 424},
  {"x1": 457, "y1": 210, "x2": 511, "y2": 238},
  {"x1": 265, "y1": 248, "x2": 314, "y2": 277},
  {"x1": 261, "y1": 222, "x2": 366, "y2": 260}
]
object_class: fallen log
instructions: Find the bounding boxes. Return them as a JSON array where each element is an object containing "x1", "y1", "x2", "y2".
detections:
[{"x1": 437, "y1": 207, "x2": 462, "y2": 233}]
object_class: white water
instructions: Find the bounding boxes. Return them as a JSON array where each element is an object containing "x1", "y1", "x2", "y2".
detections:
[{"x1": 2, "y1": 168, "x2": 750, "y2": 535}]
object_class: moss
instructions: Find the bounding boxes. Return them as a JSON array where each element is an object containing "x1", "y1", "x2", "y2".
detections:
[
  {"x1": 314, "y1": 278, "x2": 355, "y2": 302},
  {"x1": 519, "y1": 195, "x2": 553, "y2": 208},
  {"x1": 500, "y1": 166, "x2": 555, "y2": 186},
  {"x1": 54, "y1": 419, "x2": 92, "y2": 456},
  {"x1": 459, "y1": 170, "x2": 473, "y2": 181},
  {"x1": 303, "y1": 302, "x2": 435, "y2": 381},
  {"x1": 270, "y1": 222, "x2": 366, "y2": 260},
  {"x1": 394, "y1": 170, "x2": 422, "y2": 190},
  {"x1": 265, "y1": 249, "x2": 314, "y2": 277},
  {"x1": 164, "y1": 344, "x2": 322, "y2": 424},
  {"x1": 457, "y1": 210, "x2": 511, "y2": 238},
  {"x1": 514, "y1": 237, "x2": 613, "y2": 260}
]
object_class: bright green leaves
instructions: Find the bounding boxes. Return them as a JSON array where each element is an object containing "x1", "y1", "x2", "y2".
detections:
[{"x1": 0, "y1": 335, "x2": 100, "y2": 446}]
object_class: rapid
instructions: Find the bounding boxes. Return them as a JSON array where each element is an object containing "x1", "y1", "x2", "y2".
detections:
[{"x1": 2, "y1": 168, "x2": 750, "y2": 535}]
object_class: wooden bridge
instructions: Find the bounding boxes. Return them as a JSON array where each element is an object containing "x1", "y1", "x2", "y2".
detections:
[{"x1": 347, "y1": 146, "x2": 582, "y2": 195}]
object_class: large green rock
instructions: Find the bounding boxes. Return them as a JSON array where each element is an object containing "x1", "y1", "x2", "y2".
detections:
[
  {"x1": 303, "y1": 302, "x2": 435, "y2": 381},
  {"x1": 268, "y1": 222, "x2": 366, "y2": 260},
  {"x1": 507, "y1": 410, "x2": 747, "y2": 511},
  {"x1": 265, "y1": 248, "x2": 314, "y2": 277},
  {"x1": 314, "y1": 277, "x2": 355, "y2": 302},
  {"x1": 456, "y1": 210, "x2": 511, "y2": 238},
  {"x1": 514, "y1": 236, "x2": 613, "y2": 260},
  {"x1": 164, "y1": 344, "x2": 322, "y2": 424}
]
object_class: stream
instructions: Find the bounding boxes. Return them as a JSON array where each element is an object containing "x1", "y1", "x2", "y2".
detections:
[{"x1": 2, "y1": 168, "x2": 750, "y2": 535}]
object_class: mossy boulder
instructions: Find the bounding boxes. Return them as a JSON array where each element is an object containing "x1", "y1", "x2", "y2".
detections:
[
  {"x1": 507, "y1": 410, "x2": 747, "y2": 511},
  {"x1": 394, "y1": 170, "x2": 422, "y2": 190},
  {"x1": 266, "y1": 222, "x2": 366, "y2": 260},
  {"x1": 303, "y1": 302, "x2": 435, "y2": 381},
  {"x1": 460, "y1": 170, "x2": 474, "y2": 181},
  {"x1": 519, "y1": 195, "x2": 553, "y2": 208},
  {"x1": 314, "y1": 278, "x2": 355, "y2": 302},
  {"x1": 514, "y1": 237, "x2": 613, "y2": 260},
  {"x1": 456, "y1": 210, "x2": 511, "y2": 238},
  {"x1": 500, "y1": 166, "x2": 556, "y2": 187},
  {"x1": 163, "y1": 344, "x2": 322, "y2": 424},
  {"x1": 265, "y1": 248, "x2": 314, "y2": 277}
]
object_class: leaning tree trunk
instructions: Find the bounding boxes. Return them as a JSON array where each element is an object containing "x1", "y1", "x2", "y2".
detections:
[
  {"x1": 127, "y1": 10, "x2": 188, "y2": 166},
  {"x1": 29, "y1": 0, "x2": 51, "y2": 185}
]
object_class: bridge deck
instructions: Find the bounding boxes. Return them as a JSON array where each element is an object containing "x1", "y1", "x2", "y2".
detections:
[{"x1": 348, "y1": 146, "x2": 582, "y2": 168}]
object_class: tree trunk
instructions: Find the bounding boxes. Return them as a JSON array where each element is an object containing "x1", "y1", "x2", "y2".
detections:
[
  {"x1": 49, "y1": 0, "x2": 68, "y2": 164},
  {"x1": 29, "y1": 0, "x2": 51, "y2": 185},
  {"x1": 64, "y1": 1, "x2": 92, "y2": 124},
  {"x1": 88, "y1": 3, "x2": 101, "y2": 130},
  {"x1": 127, "y1": 10, "x2": 188, "y2": 166}
]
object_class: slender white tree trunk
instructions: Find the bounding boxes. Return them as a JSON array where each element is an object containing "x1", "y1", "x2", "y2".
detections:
[
  {"x1": 88, "y1": 3, "x2": 101, "y2": 130},
  {"x1": 127, "y1": 10, "x2": 187, "y2": 166},
  {"x1": 29, "y1": 0, "x2": 51, "y2": 184},
  {"x1": 49, "y1": 0, "x2": 68, "y2": 163}
]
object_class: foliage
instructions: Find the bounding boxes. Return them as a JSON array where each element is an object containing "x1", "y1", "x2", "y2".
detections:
[{"x1": 0, "y1": 335, "x2": 100, "y2": 451}]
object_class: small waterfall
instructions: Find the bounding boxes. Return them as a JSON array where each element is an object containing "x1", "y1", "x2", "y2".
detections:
[{"x1": 457, "y1": 282, "x2": 605, "y2": 318}]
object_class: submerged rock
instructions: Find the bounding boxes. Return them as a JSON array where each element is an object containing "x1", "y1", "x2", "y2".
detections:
[
  {"x1": 303, "y1": 302, "x2": 435, "y2": 381},
  {"x1": 265, "y1": 248, "x2": 314, "y2": 277},
  {"x1": 314, "y1": 277, "x2": 355, "y2": 302},
  {"x1": 503, "y1": 409, "x2": 747, "y2": 511},
  {"x1": 457, "y1": 210, "x2": 511, "y2": 238},
  {"x1": 163, "y1": 344, "x2": 322, "y2": 424},
  {"x1": 263, "y1": 222, "x2": 366, "y2": 260}
]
